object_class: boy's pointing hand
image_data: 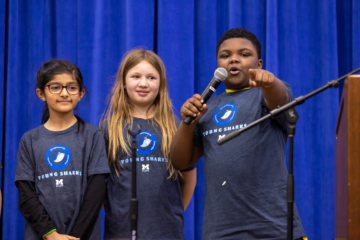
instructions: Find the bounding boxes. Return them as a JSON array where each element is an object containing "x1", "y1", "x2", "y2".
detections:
[{"x1": 249, "y1": 69, "x2": 276, "y2": 88}]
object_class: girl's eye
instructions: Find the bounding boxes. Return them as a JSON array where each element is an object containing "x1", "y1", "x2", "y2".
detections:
[
  {"x1": 133, "y1": 75, "x2": 140, "y2": 78},
  {"x1": 68, "y1": 86, "x2": 79, "y2": 91},
  {"x1": 50, "y1": 85, "x2": 61, "y2": 90},
  {"x1": 220, "y1": 55, "x2": 229, "y2": 59},
  {"x1": 148, "y1": 76, "x2": 155, "y2": 80}
]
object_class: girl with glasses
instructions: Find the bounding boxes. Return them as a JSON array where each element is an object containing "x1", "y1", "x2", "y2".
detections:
[{"x1": 15, "y1": 59, "x2": 110, "y2": 240}]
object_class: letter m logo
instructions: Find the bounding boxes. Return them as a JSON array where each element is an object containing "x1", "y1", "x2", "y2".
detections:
[
  {"x1": 142, "y1": 164, "x2": 149, "y2": 172},
  {"x1": 56, "y1": 179, "x2": 64, "y2": 187}
]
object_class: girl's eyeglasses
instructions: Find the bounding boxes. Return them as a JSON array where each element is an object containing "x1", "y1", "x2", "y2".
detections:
[{"x1": 44, "y1": 83, "x2": 80, "y2": 95}]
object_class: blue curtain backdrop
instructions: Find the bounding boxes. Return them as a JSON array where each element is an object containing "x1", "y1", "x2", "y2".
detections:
[{"x1": 1, "y1": 0, "x2": 359, "y2": 239}]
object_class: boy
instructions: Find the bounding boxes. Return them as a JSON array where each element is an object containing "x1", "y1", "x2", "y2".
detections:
[{"x1": 170, "y1": 28, "x2": 306, "y2": 239}]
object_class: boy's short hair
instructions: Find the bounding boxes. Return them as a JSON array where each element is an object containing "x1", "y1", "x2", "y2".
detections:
[{"x1": 216, "y1": 28, "x2": 262, "y2": 59}]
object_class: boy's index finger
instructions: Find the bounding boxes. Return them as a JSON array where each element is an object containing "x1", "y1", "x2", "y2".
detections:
[
  {"x1": 248, "y1": 69, "x2": 257, "y2": 87},
  {"x1": 249, "y1": 69, "x2": 256, "y2": 79}
]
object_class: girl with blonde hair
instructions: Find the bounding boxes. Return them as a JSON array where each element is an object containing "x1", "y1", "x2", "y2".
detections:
[{"x1": 101, "y1": 49, "x2": 196, "y2": 240}]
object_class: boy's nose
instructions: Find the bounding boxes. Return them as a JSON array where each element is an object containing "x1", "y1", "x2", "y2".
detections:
[{"x1": 230, "y1": 57, "x2": 240, "y2": 63}]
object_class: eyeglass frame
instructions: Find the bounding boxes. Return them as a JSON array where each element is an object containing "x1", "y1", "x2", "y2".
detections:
[{"x1": 43, "y1": 83, "x2": 82, "y2": 95}]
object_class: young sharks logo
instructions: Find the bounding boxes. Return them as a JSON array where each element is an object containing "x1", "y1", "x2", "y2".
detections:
[
  {"x1": 220, "y1": 109, "x2": 233, "y2": 119},
  {"x1": 139, "y1": 138, "x2": 152, "y2": 148},
  {"x1": 45, "y1": 145, "x2": 71, "y2": 170},
  {"x1": 51, "y1": 152, "x2": 65, "y2": 163},
  {"x1": 136, "y1": 131, "x2": 157, "y2": 155},
  {"x1": 213, "y1": 103, "x2": 237, "y2": 126}
]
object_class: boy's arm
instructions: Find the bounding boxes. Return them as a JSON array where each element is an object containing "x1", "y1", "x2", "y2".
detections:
[
  {"x1": 249, "y1": 69, "x2": 289, "y2": 110},
  {"x1": 171, "y1": 94, "x2": 207, "y2": 170},
  {"x1": 171, "y1": 122, "x2": 204, "y2": 170},
  {"x1": 179, "y1": 168, "x2": 197, "y2": 210}
]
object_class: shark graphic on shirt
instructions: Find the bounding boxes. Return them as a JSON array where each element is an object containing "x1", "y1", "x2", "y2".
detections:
[
  {"x1": 220, "y1": 109, "x2": 232, "y2": 119},
  {"x1": 51, "y1": 152, "x2": 65, "y2": 163},
  {"x1": 139, "y1": 138, "x2": 152, "y2": 148}
]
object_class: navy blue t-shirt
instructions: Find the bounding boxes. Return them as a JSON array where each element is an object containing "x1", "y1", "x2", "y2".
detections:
[
  {"x1": 103, "y1": 118, "x2": 195, "y2": 240},
  {"x1": 15, "y1": 122, "x2": 110, "y2": 240},
  {"x1": 194, "y1": 83, "x2": 306, "y2": 239}
]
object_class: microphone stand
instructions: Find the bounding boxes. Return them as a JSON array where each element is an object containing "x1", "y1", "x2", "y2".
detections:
[
  {"x1": 217, "y1": 67, "x2": 360, "y2": 240},
  {"x1": 128, "y1": 124, "x2": 141, "y2": 240},
  {"x1": 284, "y1": 108, "x2": 298, "y2": 240}
]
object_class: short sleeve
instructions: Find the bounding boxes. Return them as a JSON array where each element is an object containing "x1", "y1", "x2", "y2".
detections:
[
  {"x1": 284, "y1": 81, "x2": 294, "y2": 102},
  {"x1": 15, "y1": 136, "x2": 35, "y2": 182},
  {"x1": 99, "y1": 121, "x2": 109, "y2": 155},
  {"x1": 275, "y1": 81, "x2": 294, "y2": 130},
  {"x1": 87, "y1": 130, "x2": 110, "y2": 176},
  {"x1": 180, "y1": 163, "x2": 197, "y2": 172}
]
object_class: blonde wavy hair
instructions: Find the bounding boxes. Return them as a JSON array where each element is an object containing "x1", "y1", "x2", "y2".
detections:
[{"x1": 102, "y1": 49, "x2": 178, "y2": 179}]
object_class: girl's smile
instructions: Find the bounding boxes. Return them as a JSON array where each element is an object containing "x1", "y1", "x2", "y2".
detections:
[
  {"x1": 136, "y1": 90, "x2": 150, "y2": 96},
  {"x1": 38, "y1": 73, "x2": 84, "y2": 116},
  {"x1": 125, "y1": 60, "x2": 160, "y2": 109},
  {"x1": 57, "y1": 100, "x2": 72, "y2": 105}
]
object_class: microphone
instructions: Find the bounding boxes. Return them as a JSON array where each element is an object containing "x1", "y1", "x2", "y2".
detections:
[{"x1": 184, "y1": 67, "x2": 227, "y2": 125}]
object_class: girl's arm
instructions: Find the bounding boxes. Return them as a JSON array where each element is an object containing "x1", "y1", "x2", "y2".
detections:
[
  {"x1": 69, "y1": 174, "x2": 107, "y2": 240},
  {"x1": 16, "y1": 180, "x2": 57, "y2": 238},
  {"x1": 179, "y1": 168, "x2": 197, "y2": 210}
]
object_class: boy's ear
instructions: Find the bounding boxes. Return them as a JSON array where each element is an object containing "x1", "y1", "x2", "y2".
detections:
[
  {"x1": 36, "y1": 88, "x2": 46, "y2": 101},
  {"x1": 257, "y1": 59, "x2": 263, "y2": 69}
]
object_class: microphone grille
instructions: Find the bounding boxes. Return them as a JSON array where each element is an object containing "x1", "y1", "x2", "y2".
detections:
[{"x1": 214, "y1": 68, "x2": 228, "y2": 81}]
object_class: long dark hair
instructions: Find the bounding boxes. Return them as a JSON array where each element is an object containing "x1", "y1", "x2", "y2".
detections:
[{"x1": 36, "y1": 59, "x2": 88, "y2": 131}]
